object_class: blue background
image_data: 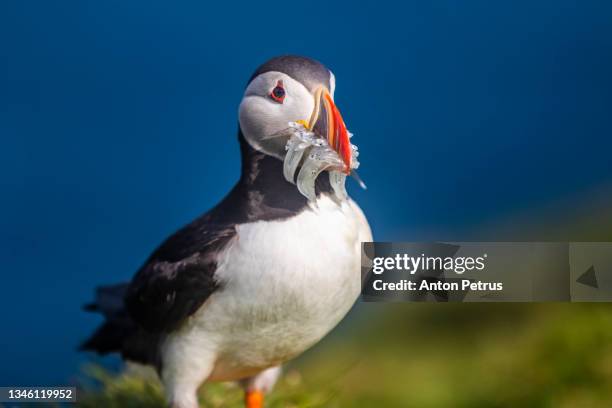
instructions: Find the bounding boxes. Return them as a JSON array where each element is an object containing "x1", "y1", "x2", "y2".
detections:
[{"x1": 1, "y1": 0, "x2": 611, "y2": 385}]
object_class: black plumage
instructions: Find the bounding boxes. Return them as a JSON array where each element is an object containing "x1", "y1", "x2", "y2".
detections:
[{"x1": 248, "y1": 55, "x2": 331, "y2": 92}]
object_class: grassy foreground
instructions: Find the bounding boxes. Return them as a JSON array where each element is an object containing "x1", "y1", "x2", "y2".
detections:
[{"x1": 78, "y1": 303, "x2": 612, "y2": 407}]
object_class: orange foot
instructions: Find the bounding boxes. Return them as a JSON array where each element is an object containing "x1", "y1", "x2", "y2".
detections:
[{"x1": 245, "y1": 390, "x2": 264, "y2": 408}]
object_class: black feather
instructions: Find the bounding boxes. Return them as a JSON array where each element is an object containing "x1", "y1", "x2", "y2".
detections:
[{"x1": 80, "y1": 283, "x2": 162, "y2": 367}]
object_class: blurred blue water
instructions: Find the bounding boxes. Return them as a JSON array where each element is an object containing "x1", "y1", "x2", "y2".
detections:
[{"x1": 1, "y1": 0, "x2": 611, "y2": 385}]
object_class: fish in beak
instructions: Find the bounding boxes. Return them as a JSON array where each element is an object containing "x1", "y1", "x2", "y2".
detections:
[
  {"x1": 307, "y1": 87, "x2": 352, "y2": 174},
  {"x1": 283, "y1": 86, "x2": 363, "y2": 201}
]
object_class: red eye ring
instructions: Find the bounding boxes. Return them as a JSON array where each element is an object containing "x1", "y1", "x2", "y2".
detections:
[{"x1": 270, "y1": 80, "x2": 285, "y2": 103}]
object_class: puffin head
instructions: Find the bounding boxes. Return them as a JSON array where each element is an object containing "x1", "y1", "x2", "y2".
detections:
[{"x1": 239, "y1": 55, "x2": 352, "y2": 173}]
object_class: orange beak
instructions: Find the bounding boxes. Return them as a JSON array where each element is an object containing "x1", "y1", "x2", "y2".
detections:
[{"x1": 307, "y1": 87, "x2": 352, "y2": 173}]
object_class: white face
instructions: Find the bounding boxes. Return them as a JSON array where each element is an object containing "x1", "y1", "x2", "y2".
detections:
[{"x1": 239, "y1": 71, "x2": 335, "y2": 159}]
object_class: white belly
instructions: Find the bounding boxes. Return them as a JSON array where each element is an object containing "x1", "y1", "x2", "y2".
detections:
[{"x1": 176, "y1": 195, "x2": 371, "y2": 380}]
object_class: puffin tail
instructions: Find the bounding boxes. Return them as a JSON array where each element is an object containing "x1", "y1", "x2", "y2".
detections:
[
  {"x1": 80, "y1": 283, "x2": 161, "y2": 367},
  {"x1": 80, "y1": 283, "x2": 132, "y2": 354}
]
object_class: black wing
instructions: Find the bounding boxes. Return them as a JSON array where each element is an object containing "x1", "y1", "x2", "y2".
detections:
[{"x1": 125, "y1": 220, "x2": 236, "y2": 333}]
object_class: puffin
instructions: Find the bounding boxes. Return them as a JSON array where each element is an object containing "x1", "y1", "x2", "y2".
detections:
[{"x1": 82, "y1": 55, "x2": 372, "y2": 408}]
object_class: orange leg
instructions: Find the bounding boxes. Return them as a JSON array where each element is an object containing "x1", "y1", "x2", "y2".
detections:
[{"x1": 245, "y1": 390, "x2": 264, "y2": 408}]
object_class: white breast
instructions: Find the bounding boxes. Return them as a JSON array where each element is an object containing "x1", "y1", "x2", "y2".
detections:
[{"x1": 181, "y1": 195, "x2": 371, "y2": 380}]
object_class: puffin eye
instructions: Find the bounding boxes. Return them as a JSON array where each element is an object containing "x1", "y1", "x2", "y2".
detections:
[{"x1": 270, "y1": 80, "x2": 285, "y2": 103}]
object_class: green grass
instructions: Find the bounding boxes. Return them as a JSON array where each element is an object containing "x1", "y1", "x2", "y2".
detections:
[
  {"x1": 78, "y1": 364, "x2": 334, "y2": 408},
  {"x1": 78, "y1": 303, "x2": 612, "y2": 407}
]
